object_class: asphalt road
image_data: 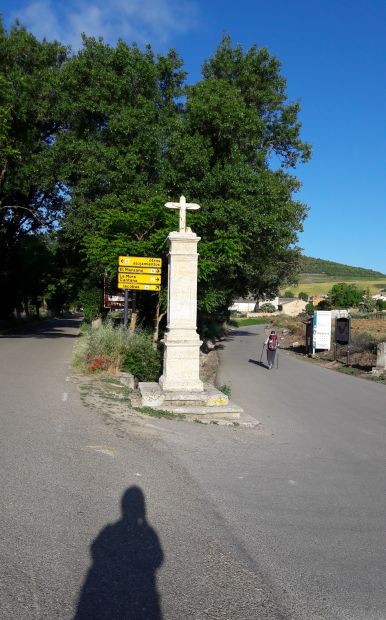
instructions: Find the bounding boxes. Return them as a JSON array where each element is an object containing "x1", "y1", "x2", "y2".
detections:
[{"x1": 0, "y1": 319, "x2": 385, "y2": 619}]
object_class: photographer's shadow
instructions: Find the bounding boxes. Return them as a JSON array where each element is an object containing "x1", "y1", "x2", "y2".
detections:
[{"x1": 74, "y1": 486, "x2": 164, "y2": 619}]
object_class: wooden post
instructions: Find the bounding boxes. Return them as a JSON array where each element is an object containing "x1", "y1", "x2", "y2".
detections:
[
  {"x1": 129, "y1": 291, "x2": 137, "y2": 332},
  {"x1": 152, "y1": 293, "x2": 166, "y2": 350}
]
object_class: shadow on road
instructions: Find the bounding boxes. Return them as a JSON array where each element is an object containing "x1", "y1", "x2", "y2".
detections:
[
  {"x1": 1, "y1": 317, "x2": 81, "y2": 338},
  {"x1": 223, "y1": 329, "x2": 261, "y2": 341},
  {"x1": 74, "y1": 486, "x2": 164, "y2": 620},
  {"x1": 249, "y1": 358, "x2": 268, "y2": 370}
]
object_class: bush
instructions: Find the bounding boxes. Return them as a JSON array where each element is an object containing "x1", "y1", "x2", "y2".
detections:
[
  {"x1": 305, "y1": 302, "x2": 314, "y2": 315},
  {"x1": 358, "y1": 296, "x2": 376, "y2": 313},
  {"x1": 79, "y1": 288, "x2": 103, "y2": 323},
  {"x1": 121, "y1": 331, "x2": 161, "y2": 381},
  {"x1": 298, "y1": 292, "x2": 308, "y2": 301},
  {"x1": 73, "y1": 321, "x2": 162, "y2": 381},
  {"x1": 258, "y1": 303, "x2": 276, "y2": 313},
  {"x1": 74, "y1": 321, "x2": 127, "y2": 372},
  {"x1": 284, "y1": 290, "x2": 295, "y2": 298},
  {"x1": 376, "y1": 299, "x2": 386, "y2": 311}
]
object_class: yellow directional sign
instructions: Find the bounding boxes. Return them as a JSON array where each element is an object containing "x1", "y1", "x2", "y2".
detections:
[
  {"x1": 118, "y1": 266, "x2": 161, "y2": 274},
  {"x1": 118, "y1": 273, "x2": 161, "y2": 284},
  {"x1": 118, "y1": 282, "x2": 161, "y2": 291},
  {"x1": 118, "y1": 256, "x2": 162, "y2": 268}
]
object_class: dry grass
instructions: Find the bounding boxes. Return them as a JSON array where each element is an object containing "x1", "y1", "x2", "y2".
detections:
[{"x1": 281, "y1": 278, "x2": 386, "y2": 297}]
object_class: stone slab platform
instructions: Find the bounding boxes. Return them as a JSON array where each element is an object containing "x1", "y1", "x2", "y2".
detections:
[{"x1": 138, "y1": 381, "x2": 254, "y2": 425}]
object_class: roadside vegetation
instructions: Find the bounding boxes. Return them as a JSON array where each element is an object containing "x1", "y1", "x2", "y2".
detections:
[{"x1": 73, "y1": 322, "x2": 161, "y2": 382}]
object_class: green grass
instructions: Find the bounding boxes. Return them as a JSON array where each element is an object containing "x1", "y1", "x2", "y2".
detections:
[
  {"x1": 338, "y1": 367, "x2": 360, "y2": 376},
  {"x1": 219, "y1": 384, "x2": 232, "y2": 397},
  {"x1": 135, "y1": 406, "x2": 183, "y2": 420},
  {"x1": 234, "y1": 317, "x2": 268, "y2": 326}
]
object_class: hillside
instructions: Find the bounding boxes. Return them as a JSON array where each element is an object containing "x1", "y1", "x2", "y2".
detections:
[{"x1": 300, "y1": 256, "x2": 386, "y2": 280}]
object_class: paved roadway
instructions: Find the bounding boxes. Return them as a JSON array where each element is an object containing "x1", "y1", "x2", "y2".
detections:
[{"x1": 0, "y1": 319, "x2": 385, "y2": 619}]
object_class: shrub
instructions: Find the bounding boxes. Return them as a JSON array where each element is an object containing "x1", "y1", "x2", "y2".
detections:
[
  {"x1": 358, "y1": 296, "x2": 376, "y2": 313},
  {"x1": 79, "y1": 288, "x2": 103, "y2": 323},
  {"x1": 298, "y1": 292, "x2": 308, "y2": 301},
  {"x1": 305, "y1": 302, "x2": 314, "y2": 315},
  {"x1": 376, "y1": 299, "x2": 386, "y2": 311},
  {"x1": 73, "y1": 322, "x2": 162, "y2": 381},
  {"x1": 284, "y1": 290, "x2": 295, "y2": 298},
  {"x1": 74, "y1": 321, "x2": 127, "y2": 372},
  {"x1": 121, "y1": 332, "x2": 161, "y2": 381},
  {"x1": 259, "y1": 303, "x2": 276, "y2": 313}
]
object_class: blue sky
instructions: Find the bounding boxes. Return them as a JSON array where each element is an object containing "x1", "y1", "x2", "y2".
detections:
[{"x1": 2, "y1": 0, "x2": 386, "y2": 272}]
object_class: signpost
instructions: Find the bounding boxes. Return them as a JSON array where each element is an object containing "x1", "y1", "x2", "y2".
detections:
[
  {"x1": 334, "y1": 316, "x2": 352, "y2": 365},
  {"x1": 312, "y1": 311, "x2": 332, "y2": 356},
  {"x1": 118, "y1": 256, "x2": 162, "y2": 329}
]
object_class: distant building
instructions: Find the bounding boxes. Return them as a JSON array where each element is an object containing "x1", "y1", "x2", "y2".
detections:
[
  {"x1": 372, "y1": 290, "x2": 386, "y2": 302},
  {"x1": 278, "y1": 298, "x2": 307, "y2": 317},
  {"x1": 229, "y1": 297, "x2": 258, "y2": 313}
]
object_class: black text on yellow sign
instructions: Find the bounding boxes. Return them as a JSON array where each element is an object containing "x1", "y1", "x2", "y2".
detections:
[
  {"x1": 118, "y1": 256, "x2": 162, "y2": 268},
  {"x1": 118, "y1": 282, "x2": 161, "y2": 291},
  {"x1": 118, "y1": 273, "x2": 161, "y2": 284},
  {"x1": 118, "y1": 266, "x2": 161, "y2": 274}
]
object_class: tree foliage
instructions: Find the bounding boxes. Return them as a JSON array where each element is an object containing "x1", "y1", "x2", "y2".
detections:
[
  {"x1": 1, "y1": 22, "x2": 311, "y2": 330},
  {"x1": 328, "y1": 283, "x2": 364, "y2": 308},
  {"x1": 0, "y1": 20, "x2": 69, "y2": 318}
]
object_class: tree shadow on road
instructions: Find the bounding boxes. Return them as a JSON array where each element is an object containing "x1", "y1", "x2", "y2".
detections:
[
  {"x1": 74, "y1": 486, "x2": 164, "y2": 620},
  {"x1": 1, "y1": 318, "x2": 81, "y2": 338}
]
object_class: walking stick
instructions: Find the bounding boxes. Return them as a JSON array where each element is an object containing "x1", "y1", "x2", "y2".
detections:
[{"x1": 259, "y1": 344, "x2": 265, "y2": 365}]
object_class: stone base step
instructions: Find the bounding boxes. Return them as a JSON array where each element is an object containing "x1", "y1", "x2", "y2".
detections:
[
  {"x1": 138, "y1": 381, "x2": 249, "y2": 424},
  {"x1": 160, "y1": 400, "x2": 242, "y2": 420}
]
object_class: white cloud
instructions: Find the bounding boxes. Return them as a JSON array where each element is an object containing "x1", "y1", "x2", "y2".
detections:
[
  {"x1": 11, "y1": 1, "x2": 63, "y2": 42},
  {"x1": 11, "y1": 0, "x2": 198, "y2": 49}
]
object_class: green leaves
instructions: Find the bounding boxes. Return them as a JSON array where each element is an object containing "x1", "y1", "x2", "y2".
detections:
[{"x1": 1, "y1": 18, "x2": 311, "y2": 327}]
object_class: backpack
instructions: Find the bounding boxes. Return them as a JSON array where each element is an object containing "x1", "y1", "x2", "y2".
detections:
[{"x1": 267, "y1": 334, "x2": 278, "y2": 351}]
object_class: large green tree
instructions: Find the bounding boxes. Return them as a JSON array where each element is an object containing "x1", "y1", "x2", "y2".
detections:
[
  {"x1": 0, "y1": 20, "x2": 69, "y2": 317},
  {"x1": 1, "y1": 23, "x2": 311, "y2": 329},
  {"x1": 58, "y1": 35, "x2": 310, "y2": 329},
  {"x1": 163, "y1": 36, "x2": 310, "y2": 321}
]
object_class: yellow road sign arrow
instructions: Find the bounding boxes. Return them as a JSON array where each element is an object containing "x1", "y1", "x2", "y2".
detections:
[
  {"x1": 118, "y1": 274, "x2": 161, "y2": 284},
  {"x1": 118, "y1": 266, "x2": 161, "y2": 274},
  {"x1": 118, "y1": 283, "x2": 161, "y2": 291},
  {"x1": 118, "y1": 256, "x2": 162, "y2": 267}
]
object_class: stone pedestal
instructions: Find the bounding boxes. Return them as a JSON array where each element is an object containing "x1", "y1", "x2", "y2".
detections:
[
  {"x1": 372, "y1": 342, "x2": 386, "y2": 375},
  {"x1": 159, "y1": 231, "x2": 204, "y2": 392}
]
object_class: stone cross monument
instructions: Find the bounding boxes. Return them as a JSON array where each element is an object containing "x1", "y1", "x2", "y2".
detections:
[
  {"x1": 159, "y1": 196, "x2": 204, "y2": 392},
  {"x1": 138, "y1": 195, "x2": 247, "y2": 424}
]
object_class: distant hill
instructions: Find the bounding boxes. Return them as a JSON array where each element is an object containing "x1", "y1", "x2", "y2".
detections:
[{"x1": 300, "y1": 256, "x2": 386, "y2": 280}]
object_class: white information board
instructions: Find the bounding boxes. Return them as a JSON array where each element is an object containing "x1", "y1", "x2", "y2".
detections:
[{"x1": 313, "y1": 311, "x2": 332, "y2": 350}]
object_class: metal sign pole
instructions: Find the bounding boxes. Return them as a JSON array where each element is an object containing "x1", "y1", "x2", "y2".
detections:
[
  {"x1": 123, "y1": 289, "x2": 129, "y2": 330},
  {"x1": 312, "y1": 311, "x2": 316, "y2": 357}
]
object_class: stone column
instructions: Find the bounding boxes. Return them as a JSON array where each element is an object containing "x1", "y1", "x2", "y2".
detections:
[
  {"x1": 159, "y1": 230, "x2": 204, "y2": 392},
  {"x1": 371, "y1": 342, "x2": 386, "y2": 376}
]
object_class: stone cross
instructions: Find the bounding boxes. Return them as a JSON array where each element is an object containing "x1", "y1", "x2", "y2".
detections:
[{"x1": 165, "y1": 195, "x2": 200, "y2": 233}]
